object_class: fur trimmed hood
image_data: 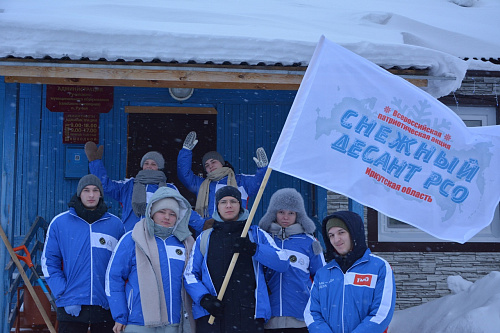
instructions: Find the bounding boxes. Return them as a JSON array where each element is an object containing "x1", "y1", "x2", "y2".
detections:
[
  {"x1": 144, "y1": 187, "x2": 192, "y2": 242},
  {"x1": 259, "y1": 188, "x2": 316, "y2": 234}
]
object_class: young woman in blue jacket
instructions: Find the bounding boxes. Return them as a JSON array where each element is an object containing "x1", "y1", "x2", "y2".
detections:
[
  {"x1": 258, "y1": 188, "x2": 325, "y2": 333},
  {"x1": 85, "y1": 141, "x2": 204, "y2": 234},
  {"x1": 304, "y1": 211, "x2": 396, "y2": 333},
  {"x1": 106, "y1": 187, "x2": 195, "y2": 333}
]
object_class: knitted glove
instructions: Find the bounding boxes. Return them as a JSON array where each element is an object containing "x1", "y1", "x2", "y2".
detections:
[
  {"x1": 84, "y1": 141, "x2": 104, "y2": 162},
  {"x1": 253, "y1": 147, "x2": 268, "y2": 168},
  {"x1": 183, "y1": 131, "x2": 198, "y2": 150},
  {"x1": 64, "y1": 305, "x2": 82, "y2": 317},
  {"x1": 233, "y1": 236, "x2": 257, "y2": 256},
  {"x1": 200, "y1": 294, "x2": 224, "y2": 317}
]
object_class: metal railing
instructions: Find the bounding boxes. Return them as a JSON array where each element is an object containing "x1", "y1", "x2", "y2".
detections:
[{"x1": 4, "y1": 216, "x2": 49, "y2": 330}]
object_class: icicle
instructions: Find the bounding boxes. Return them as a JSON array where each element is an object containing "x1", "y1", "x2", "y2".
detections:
[
  {"x1": 494, "y1": 83, "x2": 498, "y2": 107},
  {"x1": 471, "y1": 77, "x2": 476, "y2": 94},
  {"x1": 452, "y1": 91, "x2": 460, "y2": 112}
]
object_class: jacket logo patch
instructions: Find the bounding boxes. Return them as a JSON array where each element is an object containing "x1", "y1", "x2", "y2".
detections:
[
  {"x1": 354, "y1": 274, "x2": 372, "y2": 286},
  {"x1": 176, "y1": 249, "x2": 183, "y2": 256},
  {"x1": 99, "y1": 237, "x2": 106, "y2": 245},
  {"x1": 289, "y1": 255, "x2": 297, "y2": 263}
]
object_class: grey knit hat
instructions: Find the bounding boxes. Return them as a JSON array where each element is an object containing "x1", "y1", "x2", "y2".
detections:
[
  {"x1": 140, "y1": 151, "x2": 165, "y2": 170},
  {"x1": 202, "y1": 151, "x2": 224, "y2": 167},
  {"x1": 77, "y1": 174, "x2": 104, "y2": 197},
  {"x1": 259, "y1": 188, "x2": 316, "y2": 234}
]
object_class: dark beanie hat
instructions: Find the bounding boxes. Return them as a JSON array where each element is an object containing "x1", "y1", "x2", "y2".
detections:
[
  {"x1": 326, "y1": 217, "x2": 349, "y2": 233},
  {"x1": 202, "y1": 151, "x2": 225, "y2": 167},
  {"x1": 215, "y1": 186, "x2": 243, "y2": 212},
  {"x1": 77, "y1": 174, "x2": 104, "y2": 197},
  {"x1": 141, "y1": 151, "x2": 165, "y2": 170}
]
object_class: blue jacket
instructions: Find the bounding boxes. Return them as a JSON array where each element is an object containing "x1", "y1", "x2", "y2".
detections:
[
  {"x1": 105, "y1": 187, "x2": 195, "y2": 326},
  {"x1": 177, "y1": 148, "x2": 267, "y2": 218},
  {"x1": 105, "y1": 231, "x2": 189, "y2": 326},
  {"x1": 304, "y1": 249, "x2": 395, "y2": 333},
  {"x1": 41, "y1": 208, "x2": 125, "y2": 308},
  {"x1": 89, "y1": 159, "x2": 204, "y2": 234},
  {"x1": 304, "y1": 211, "x2": 396, "y2": 333},
  {"x1": 266, "y1": 233, "x2": 325, "y2": 321},
  {"x1": 183, "y1": 211, "x2": 290, "y2": 321}
]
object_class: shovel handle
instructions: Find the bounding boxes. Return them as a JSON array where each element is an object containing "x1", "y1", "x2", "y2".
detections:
[{"x1": 13, "y1": 245, "x2": 34, "y2": 268}]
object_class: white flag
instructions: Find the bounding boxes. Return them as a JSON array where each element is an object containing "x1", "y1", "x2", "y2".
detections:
[{"x1": 269, "y1": 36, "x2": 500, "y2": 243}]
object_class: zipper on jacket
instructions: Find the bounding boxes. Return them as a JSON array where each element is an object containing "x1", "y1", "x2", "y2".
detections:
[
  {"x1": 163, "y1": 239, "x2": 173, "y2": 322},
  {"x1": 70, "y1": 211, "x2": 108, "y2": 306},
  {"x1": 89, "y1": 223, "x2": 94, "y2": 305},
  {"x1": 341, "y1": 270, "x2": 345, "y2": 332},
  {"x1": 341, "y1": 256, "x2": 369, "y2": 332},
  {"x1": 279, "y1": 237, "x2": 285, "y2": 316}
]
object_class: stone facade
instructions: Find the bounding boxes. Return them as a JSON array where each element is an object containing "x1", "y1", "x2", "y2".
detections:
[
  {"x1": 381, "y1": 252, "x2": 500, "y2": 310},
  {"x1": 455, "y1": 74, "x2": 500, "y2": 96}
]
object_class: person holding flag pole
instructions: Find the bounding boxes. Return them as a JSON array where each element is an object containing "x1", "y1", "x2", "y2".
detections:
[{"x1": 183, "y1": 181, "x2": 289, "y2": 332}]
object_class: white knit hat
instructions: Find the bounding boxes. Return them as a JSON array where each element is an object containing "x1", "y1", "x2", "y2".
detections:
[{"x1": 150, "y1": 198, "x2": 180, "y2": 217}]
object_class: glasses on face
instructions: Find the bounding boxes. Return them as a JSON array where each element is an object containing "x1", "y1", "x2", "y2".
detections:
[{"x1": 218, "y1": 199, "x2": 239, "y2": 206}]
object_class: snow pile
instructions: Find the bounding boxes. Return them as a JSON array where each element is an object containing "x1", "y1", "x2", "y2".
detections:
[{"x1": 389, "y1": 271, "x2": 500, "y2": 333}]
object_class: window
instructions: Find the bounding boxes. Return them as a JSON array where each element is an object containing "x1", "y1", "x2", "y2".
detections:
[{"x1": 375, "y1": 106, "x2": 500, "y2": 244}]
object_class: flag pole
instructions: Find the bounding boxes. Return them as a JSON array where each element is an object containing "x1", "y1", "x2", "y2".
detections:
[{"x1": 208, "y1": 167, "x2": 273, "y2": 324}]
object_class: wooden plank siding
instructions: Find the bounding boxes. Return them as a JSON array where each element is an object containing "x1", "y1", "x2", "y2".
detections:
[
  {"x1": 16, "y1": 84, "x2": 42, "y2": 236},
  {"x1": 0, "y1": 82, "x2": 315, "y2": 228}
]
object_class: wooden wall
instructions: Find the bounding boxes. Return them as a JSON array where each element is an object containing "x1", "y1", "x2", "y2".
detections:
[{"x1": 1, "y1": 81, "x2": 326, "y2": 241}]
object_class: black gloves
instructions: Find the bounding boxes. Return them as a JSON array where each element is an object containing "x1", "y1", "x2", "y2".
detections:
[
  {"x1": 200, "y1": 294, "x2": 224, "y2": 317},
  {"x1": 233, "y1": 236, "x2": 257, "y2": 256}
]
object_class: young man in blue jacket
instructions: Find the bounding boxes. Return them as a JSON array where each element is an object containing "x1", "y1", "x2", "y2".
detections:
[
  {"x1": 304, "y1": 211, "x2": 396, "y2": 333},
  {"x1": 42, "y1": 174, "x2": 125, "y2": 333},
  {"x1": 184, "y1": 186, "x2": 290, "y2": 333},
  {"x1": 177, "y1": 131, "x2": 268, "y2": 219}
]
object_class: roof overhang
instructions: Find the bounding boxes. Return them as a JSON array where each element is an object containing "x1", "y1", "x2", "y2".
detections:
[{"x1": 0, "y1": 59, "x2": 429, "y2": 90}]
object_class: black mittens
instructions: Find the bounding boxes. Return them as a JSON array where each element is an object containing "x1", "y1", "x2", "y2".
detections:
[
  {"x1": 233, "y1": 236, "x2": 257, "y2": 256},
  {"x1": 200, "y1": 294, "x2": 224, "y2": 317}
]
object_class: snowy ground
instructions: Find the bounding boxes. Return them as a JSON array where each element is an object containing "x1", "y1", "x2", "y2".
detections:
[{"x1": 389, "y1": 271, "x2": 500, "y2": 333}]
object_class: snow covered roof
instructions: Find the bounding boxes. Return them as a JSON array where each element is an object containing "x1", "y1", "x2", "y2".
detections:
[{"x1": 1, "y1": 0, "x2": 499, "y2": 97}]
